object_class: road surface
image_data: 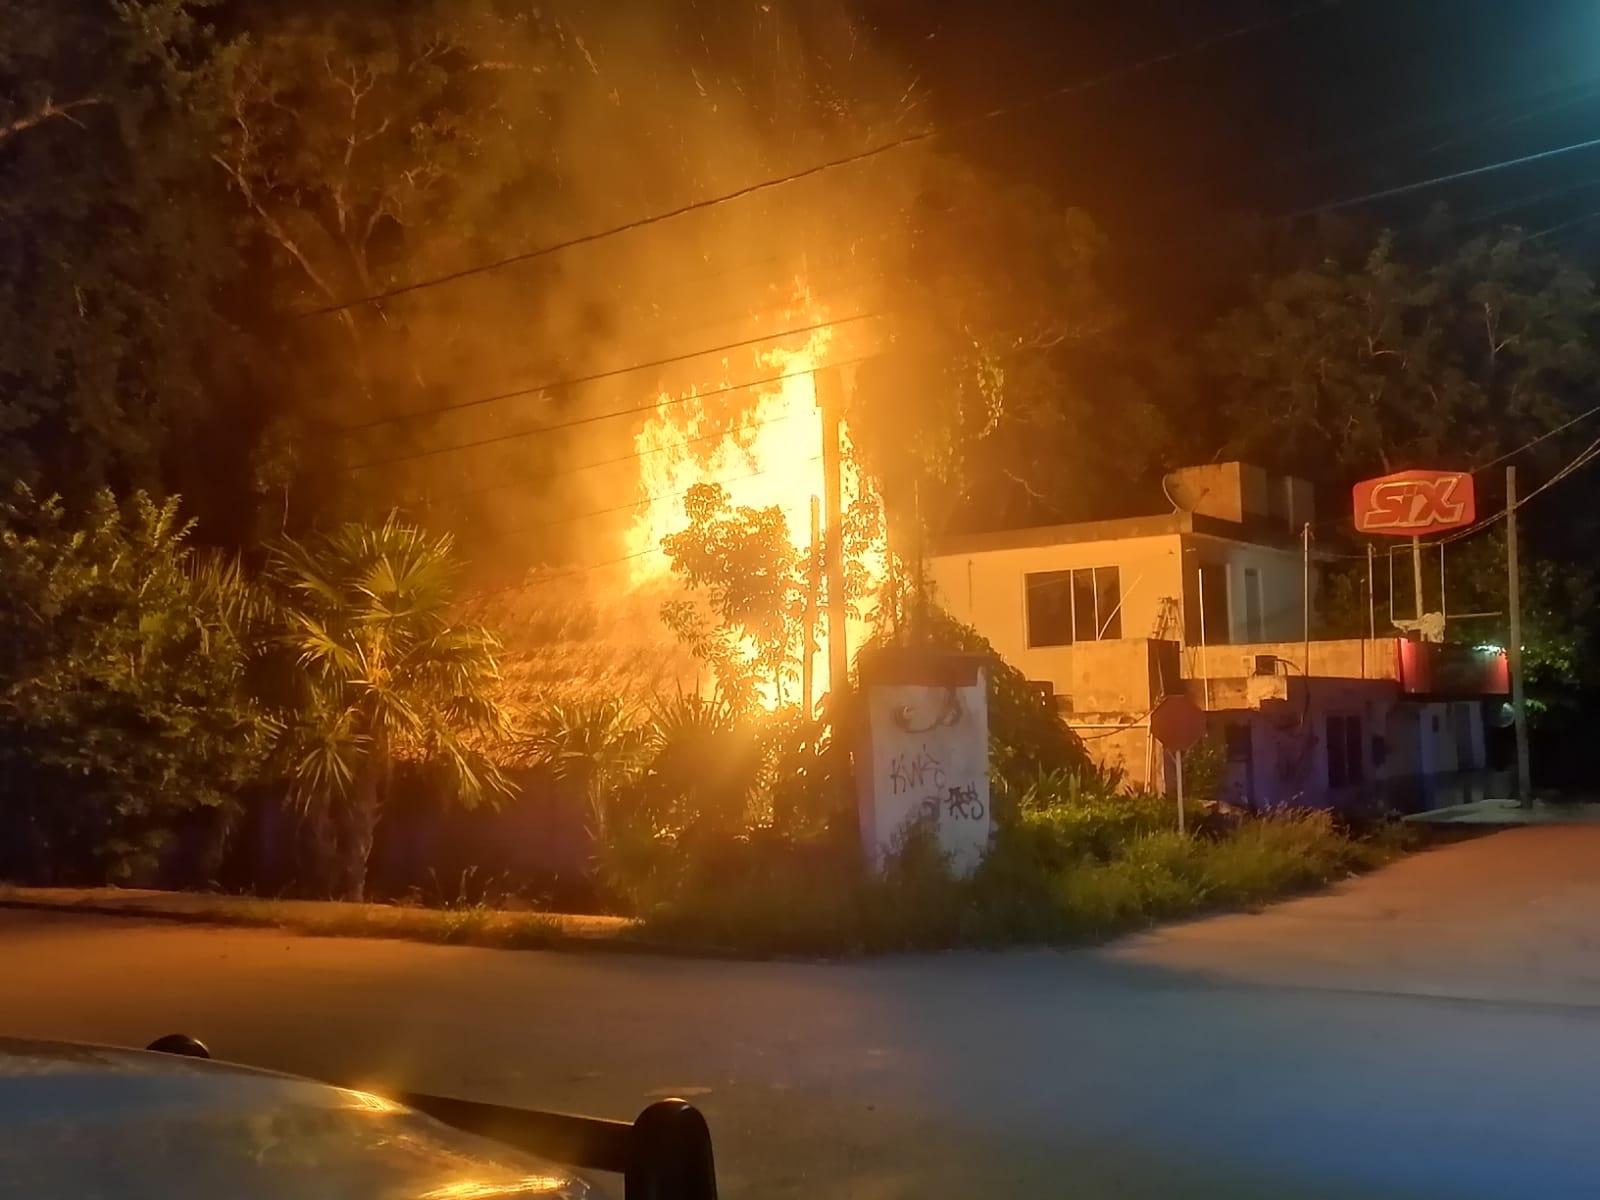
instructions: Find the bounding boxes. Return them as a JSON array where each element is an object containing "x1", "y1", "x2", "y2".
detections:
[{"x1": 4, "y1": 825, "x2": 1599, "y2": 1198}]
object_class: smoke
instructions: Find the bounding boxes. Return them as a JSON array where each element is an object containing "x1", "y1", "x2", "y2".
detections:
[{"x1": 252, "y1": 0, "x2": 934, "y2": 701}]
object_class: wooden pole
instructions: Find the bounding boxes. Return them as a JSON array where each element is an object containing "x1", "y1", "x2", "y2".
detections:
[
  {"x1": 1302, "y1": 523, "x2": 1312, "y2": 673},
  {"x1": 802, "y1": 495, "x2": 820, "y2": 717},
  {"x1": 1367, "y1": 543, "x2": 1376, "y2": 640},
  {"x1": 1196, "y1": 561, "x2": 1211, "y2": 711},
  {"x1": 816, "y1": 367, "x2": 849, "y2": 697},
  {"x1": 1506, "y1": 466, "x2": 1533, "y2": 807}
]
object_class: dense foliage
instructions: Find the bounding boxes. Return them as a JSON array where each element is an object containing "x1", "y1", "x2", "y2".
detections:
[
  {"x1": 0, "y1": 487, "x2": 274, "y2": 881},
  {"x1": 266, "y1": 517, "x2": 512, "y2": 900}
]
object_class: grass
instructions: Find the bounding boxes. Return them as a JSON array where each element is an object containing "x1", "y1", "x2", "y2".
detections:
[
  {"x1": 0, "y1": 884, "x2": 637, "y2": 952},
  {"x1": 0, "y1": 802, "x2": 1413, "y2": 960},
  {"x1": 635, "y1": 807, "x2": 1406, "y2": 956}
]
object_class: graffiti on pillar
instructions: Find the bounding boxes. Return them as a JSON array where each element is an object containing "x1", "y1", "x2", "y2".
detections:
[
  {"x1": 888, "y1": 744, "x2": 945, "y2": 796},
  {"x1": 862, "y1": 671, "x2": 993, "y2": 877},
  {"x1": 885, "y1": 745, "x2": 986, "y2": 827}
]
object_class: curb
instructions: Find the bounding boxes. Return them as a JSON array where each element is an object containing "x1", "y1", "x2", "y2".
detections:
[{"x1": 0, "y1": 897, "x2": 755, "y2": 962}]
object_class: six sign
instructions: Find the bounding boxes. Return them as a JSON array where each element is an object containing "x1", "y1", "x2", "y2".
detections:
[{"x1": 1352, "y1": 469, "x2": 1476, "y2": 536}]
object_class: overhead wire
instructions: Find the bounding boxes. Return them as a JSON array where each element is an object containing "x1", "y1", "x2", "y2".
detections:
[
  {"x1": 349, "y1": 349, "x2": 880, "y2": 475},
  {"x1": 290, "y1": 0, "x2": 1343, "y2": 320},
  {"x1": 341, "y1": 310, "x2": 884, "y2": 438},
  {"x1": 457, "y1": 453, "x2": 827, "y2": 600},
  {"x1": 1295, "y1": 133, "x2": 1600, "y2": 217}
]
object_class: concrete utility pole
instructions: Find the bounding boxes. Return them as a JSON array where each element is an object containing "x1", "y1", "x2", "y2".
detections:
[
  {"x1": 1506, "y1": 466, "x2": 1533, "y2": 807},
  {"x1": 802, "y1": 495, "x2": 821, "y2": 717},
  {"x1": 815, "y1": 367, "x2": 849, "y2": 697}
]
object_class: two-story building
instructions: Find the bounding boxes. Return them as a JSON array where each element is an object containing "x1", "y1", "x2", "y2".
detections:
[{"x1": 929, "y1": 462, "x2": 1511, "y2": 812}]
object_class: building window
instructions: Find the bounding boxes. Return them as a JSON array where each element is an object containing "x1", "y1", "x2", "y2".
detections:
[
  {"x1": 1185, "y1": 562, "x2": 1232, "y2": 646},
  {"x1": 1243, "y1": 568, "x2": 1264, "y2": 641},
  {"x1": 1327, "y1": 714, "x2": 1364, "y2": 788},
  {"x1": 1025, "y1": 567, "x2": 1122, "y2": 647}
]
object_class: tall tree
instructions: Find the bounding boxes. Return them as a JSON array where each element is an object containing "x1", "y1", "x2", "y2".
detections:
[
  {"x1": 1207, "y1": 227, "x2": 1598, "y2": 481},
  {"x1": 0, "y1": 0, "x2": 232, "y2": 499},
  {"x1": 847, "y1": 156, "x2": 1167, "y2": 545},
  {"x1": 267, "y1": 515, "x2": 511, "y2": 901}
]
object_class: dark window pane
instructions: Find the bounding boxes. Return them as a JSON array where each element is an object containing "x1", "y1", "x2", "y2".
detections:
[
  {"x1": 1025, "y1": 571, "x2": 1074, "y2": 647},
  {"x1": 1343, "y1": 715, "x2": 1364, "y2": 783},
  {"x1": 1243, "y1": 568, "x2": 1263, "y2": 641},
  {"x1": 1327, "y1": 714, "x2": 1364, "y2": 788},
  {"x1": 1096, "y1": 567, "x2": 1123, "y2": 639},
  {"x1": 1201, "y1": 564, "x2": 1231, "y2": 646},
  {"x1": 1072, "y1": 569, "x2": 1097, "y2": 642}
]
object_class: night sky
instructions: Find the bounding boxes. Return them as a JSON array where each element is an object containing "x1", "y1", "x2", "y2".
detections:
[{"x1": 865, "y1": 1, "x2": 1600, "y2": 260}]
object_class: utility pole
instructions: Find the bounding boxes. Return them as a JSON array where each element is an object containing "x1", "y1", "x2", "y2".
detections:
[
  {"x1": 1366, "y1": 543, "x2": 1376, "y2": 639},
  {"x1": 1506, "y1": 465, "x2": 1533, "y2": 807},
  {"x1": 802, "y1": 496, "x2": 821, "y2": 716},
  {"x1": 1302, "y1": 522, "x2": 1312, "y2": 673},
  {"x1": 815, "y1": 367, "x2": 849, "y2": 696}
]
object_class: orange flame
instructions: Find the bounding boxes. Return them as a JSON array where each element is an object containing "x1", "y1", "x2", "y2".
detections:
[{"x1": 625, "y1": 283, "x2": 886, "y2": 705}]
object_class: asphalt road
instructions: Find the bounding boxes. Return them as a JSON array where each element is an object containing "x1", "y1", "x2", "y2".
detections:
[{"x1": 4, "y1": 825, "x2": 1599, "y2": 1199}]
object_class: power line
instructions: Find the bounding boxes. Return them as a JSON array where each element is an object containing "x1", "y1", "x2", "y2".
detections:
[
  {"x1": 292, "y1": 0, "x2": 1342, "y2": 320},
  {"x1": 342, "y1": 311, "x2": 882, "y2": 437},
  {"x1": 419, "y1": 404, "x2": 813, "y2": 507},
  {"x1": 1476, "y1": 402, "x2": 1600, "y2": 472},
  {"x1": 349, "y1": 350, "x2": 878, "y2": 475},
  {"x1": 460, "y1": 454, "x2": 827, "y2": 599},
  {"x1": 1297, "y1": 133, "x2": 1600, "y2": 217},
  {"x1": 482, "y1": 454, "x2": 823, "y2": 540}
]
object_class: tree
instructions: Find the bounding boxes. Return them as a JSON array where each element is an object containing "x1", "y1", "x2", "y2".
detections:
[
  {"x1": 1, "y1": 1, "x2": 233, "y2": 499},
  {"x1": 515, "y1": 698, "x2": 646, "y2": 841},
  {"x1": 1207, "y1": 227, "x2": 1597, "y2": 481},
  {"x1": 846, "y1": 156, "x2": 1164, "y2": 543},
  {"x1": 660, "y1": 483, "x2": 810, "y2": 710},
  {"x1": 267, "y1": 515, "x2": 511, "y2": 901},
  {"x1": 0, "y1": 486, "x2": 275, "y2": 883}
]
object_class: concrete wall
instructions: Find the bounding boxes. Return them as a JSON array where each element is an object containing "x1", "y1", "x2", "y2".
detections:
[
  {"x1": 858, "y1": 672, "x2": 992, "y2": 877},
  {"x1": 929, "y1": 533, "x2": 1184, "y2": 697},
  {"x1": 1198, "y1": 537, "x2": 1307, "y2": 643},
  {"x1": 1200, "y1": 686, "x2": 1490, "y2": 811},
  {"x1": 1189, "y1": 637, "x2": 1404, "y2": 683}
]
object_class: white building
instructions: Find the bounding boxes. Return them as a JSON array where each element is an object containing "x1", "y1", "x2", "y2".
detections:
[{"x1": 929, "y1": 463, "x2": 1510, "y2": 811}]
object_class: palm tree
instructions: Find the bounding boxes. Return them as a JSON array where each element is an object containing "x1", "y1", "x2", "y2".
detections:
[
  {"x1": 515, "y1": 698, "x2": 647, "y2": 842},
  {"x1": 267, "y1": 515, "x2": 511, "y2": 901}
]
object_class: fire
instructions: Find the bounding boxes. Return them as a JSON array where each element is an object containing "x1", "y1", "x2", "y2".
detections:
[{"x1": 626, "y1": 282, "x2": 887, "y2": 705}]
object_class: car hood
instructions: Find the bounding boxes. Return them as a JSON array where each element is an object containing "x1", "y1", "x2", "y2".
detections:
[{"x1": 0, "y1": 1038, "x2": 596, "y2": 1199}]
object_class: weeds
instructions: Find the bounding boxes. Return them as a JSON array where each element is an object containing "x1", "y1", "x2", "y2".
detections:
[{"x1": 640, "y1": 805, "x2": 1394, "y2": 955}]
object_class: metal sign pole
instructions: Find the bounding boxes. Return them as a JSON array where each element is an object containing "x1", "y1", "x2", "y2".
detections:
[
  {"x1": 1175, "y1": 750, "x2": 1186, "y2": 836},
  {"x1": 1411, "y1": 534, "x2": 1425, "y2": 619}
]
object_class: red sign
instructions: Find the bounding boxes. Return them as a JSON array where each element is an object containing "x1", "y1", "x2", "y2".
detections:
[
  {"x1": 1150, "y1": 694, "x2": 1207, "y2": 754},
  {"x1": 1352, "y1": 469, "x2": 1476, "y2": 536}
]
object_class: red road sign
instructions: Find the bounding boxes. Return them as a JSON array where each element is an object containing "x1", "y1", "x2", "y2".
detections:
[
  {"x1": 1150, "y1": 694, "x2": 1207, "y2": 754},
  {"x1": 1352, "y1": 469, "x2": 1476, "y2": 536}
]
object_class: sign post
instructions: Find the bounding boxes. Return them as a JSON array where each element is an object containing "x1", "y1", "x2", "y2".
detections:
[{"x1": 1150, "y1": 694, "x2": 1207, "y2": 835}]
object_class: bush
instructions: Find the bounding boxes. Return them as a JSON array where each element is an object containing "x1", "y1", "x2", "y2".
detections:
[
  {"x1": 640, "y1": 804, "x2": 1392, "y2": 954},
  {"x1": 0, "y1": 487, "x2": 276, "y2": 884}
]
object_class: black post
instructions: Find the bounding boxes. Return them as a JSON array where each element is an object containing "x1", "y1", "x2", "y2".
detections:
[{"x1": 627, "y1": 1099, "x2": 718, "y2": 1200}]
